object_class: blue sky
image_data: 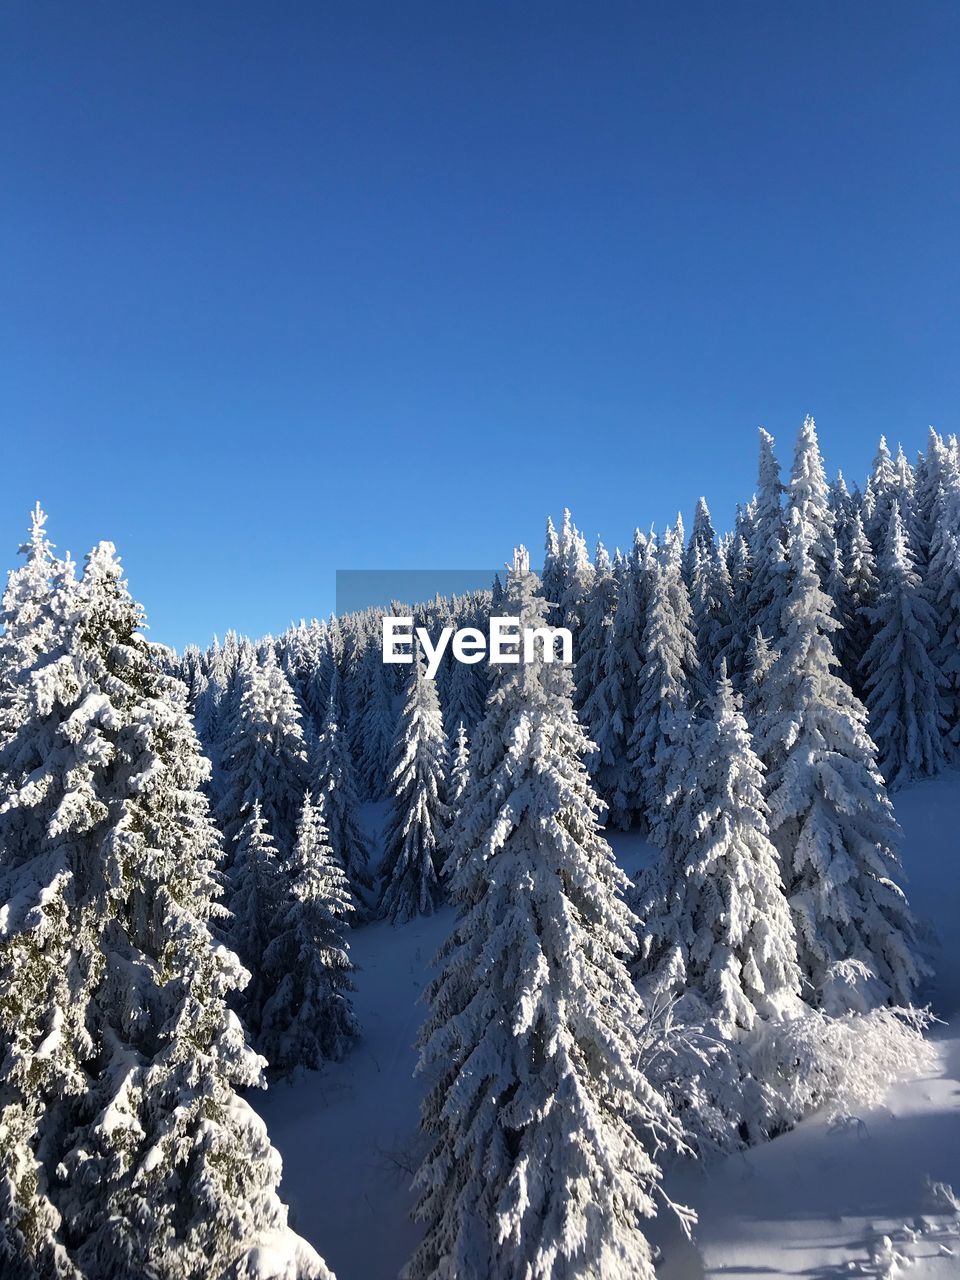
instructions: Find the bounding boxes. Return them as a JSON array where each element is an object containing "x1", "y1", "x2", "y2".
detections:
[{"x1": 2, "y1": 2, "x2": 957, "y2": 649}]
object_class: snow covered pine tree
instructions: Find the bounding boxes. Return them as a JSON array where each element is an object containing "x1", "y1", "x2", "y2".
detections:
[
  {"x1": 404, "y1": 548, "x2": 686, "y2": 1280},
  {"x1": 260, "y1": 793, "x2": 358, "y2": 1075},
  {"x1": 379, "y1": 644, "x2": 449, "y2": 923},
  {"x1": 0, "y1": 529, "x2": 332, "y2": 1279}
]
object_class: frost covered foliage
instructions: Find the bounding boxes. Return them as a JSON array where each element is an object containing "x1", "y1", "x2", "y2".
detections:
[
  {"x1": 745, "y1": 428, "x2": 788, "y2": 644},
  {"x1": 260, "y1": 794, "x2": 357, "y2": 1075},
  {"x1": 228, "y1": 802, "x2": 287, "y2": 1039},
  {"x1": 404, "y1": 549, "x2": 685, "y2": 1280},
  {"x1": 379, "y1": 648, "x2": 449, "y2": 924},
  {"x1": 313, "y1": 681, "x2": 373, "y2": 913},
  {"x1": 0, "y1": 531, "x2": 331, "y2": 1280},
  {"x1": 862, "y1": 501, "x2": 946, "y2": 786},
  {"x1": 216, "y1": 650, "x2": 311, "y2": 857},
  {"x1": 929, "y1": 446, "x2": 960, "y2": 754},
  {"x1": 627, "y1": 529, "x2": 699, "y2": 834},
  {"x1": 752, "y1": 999, "x2": 935, "y2": 1123},
  {"x1": 0, "y1": 504, "x2": 72, "y2": 746},
  {"x1": 351, "y1": 636, "x2": 396, "y2": 800},
  {"x1": 633, "y1": 666, "x2": 802, "y2": 1036},
  {"x1": 754, "y1": 510, "x2": 927, "y2": 1011}
]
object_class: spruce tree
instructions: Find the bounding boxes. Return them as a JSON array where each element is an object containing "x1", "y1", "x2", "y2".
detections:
[
  {"x1": 354, "y1": 637, "x2": 396, "y2": 800},
  {"x1": 378, "y1": 648, "x2": 449, "y2": 923},
  {"x1": 446, "y1": 721, "x2": 471, "y2": 816},
  {"x1": 754, "y1": 511, "x2": 926, "y2": 1011},
  {"x1": 633, "y1": 665, "x2": 802, "y2": 1036},
  {"x1": 575, "y1": 541, "x2": 623, "y2": 781},
  {"x1": 0, "y1": 540, "x2": 332, "y2": 1280},
  {"x1": 314, "y1": 680, "x2": 373, "y2": 912},
  {"x1": 215, "y1": 650, "x2": 310, "y2": 858},
  {"x1": 865, "y1": 435, "x2": 897, "y2": 551},
  {"x1": 843, "y1": 509, "x2": 880, "y2": 699},
  {"x1": 603, "y1": 535, "x2": 650, "y2": 829},
  {"x1": 260, "y1": 795, "x2": 358, "y2": 1075},
  {"x1": 227, "y1": 802, "x2": 287, "y2": 1041},
  {"x1": 0, "y1": 505, "x2": 72, "y2": 748},
  {"x1": 862, "y1": 502, "x2": 946, "y2": 786},
  {"x1": 627, "y1": 540, "x2": 698, "y2": 834},
  {"x1": 788, "y1": 415, "x2": 837, "y2": 595},
  {"x1": 404, "y1": 549, "x2": 683, "y2": 1280},
  {"x1": 929, "y1": 450, "x2": 960, "y2": 754},
  {"x1": 745, "y1": 428, "x2": 788, "y2": 644}
]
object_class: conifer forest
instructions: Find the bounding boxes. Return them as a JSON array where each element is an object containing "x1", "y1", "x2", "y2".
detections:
[{"x1": 2, "y1": 418, "x2": 960, "y2": 1279}]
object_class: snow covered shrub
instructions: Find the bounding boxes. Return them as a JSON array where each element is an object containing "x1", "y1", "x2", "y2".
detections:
[{"x1": 752, "y1": 999, "x2": 935, "y2": 1126}]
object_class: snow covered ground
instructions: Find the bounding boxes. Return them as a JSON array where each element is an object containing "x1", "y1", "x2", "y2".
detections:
[{"x1": 256, "y1": 776, "x2": 960, "y2": 1280}]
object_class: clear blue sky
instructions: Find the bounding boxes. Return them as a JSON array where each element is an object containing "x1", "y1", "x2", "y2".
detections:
[{"x1": 2, "y1": 2, "x2": 957, "y2": 649}]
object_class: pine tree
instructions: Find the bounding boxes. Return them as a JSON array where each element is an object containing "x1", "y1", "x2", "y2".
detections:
[
  {"x1": 788, "y1": 415, "x2": 837, "y2": 595},
  {"x1": 541, "y1": 515, "x2": 563, "y2": 627},
  {"x1": 683, "y1": 496, "x2": 719, "y2": 585},
  {"x1": 354, "y1": 636, "x2": 396, "y2": 800},
  {"x1": 313, "y1": 681, "x2": 373, "y2": 912},
  {"x1": 404, "y1": 549, "x2": 683, "y2": 1280},
  {"x1": 688, "y1": 541, "x2": 734, "y2": 684},
  {"x1": 865, "y1": 435, "x2": 897, "y2": 551},
  {"x1": 260, "y1": 795, "x2": 358, "y2": 1075},
  {"x1": 929, "y1": 450, "x2": 960, "y2": 754},
  {"x1": 862, "y1": 502, "x2": 946, "y2": 787},
  {"x1": 446, "y1": 721, "x2": 471, "y2": 816},
  {"x1": 745, "y1": 428, "x2": 788, "y2": 644},
  {"x1": 441, "y1": 628, "x2": 487, "y2": 738},
  {"x1": 892, "y1": 445, "x2": 924, "y2": 562},
  {"x1": 842, "y1": 509, "x2": 880, "y2": 699},
  {"x1": 602, "y1": 535, "x2": 650, "y2": 829},
  {"x1": 0, "y1": 540, "x2": 332, "y2": 1280},
  {"x1": 228, "y1": 802, "x2": 287, "y2": 1040},
  {"x1": 633, "y1": 665, "x2": 802, "y2": 1036},
  {"x1": 724, "y1": 524, "x2": 753, "y2": 685},
  {"x1": 575, "y1": 540, "x2": 619, "y2": 759},
  {"x1": 0, "y1": 504, "x2": 72, "y2": 748},
  {"x1": 627, "y1": 540, "x2": 698, "y2": 834},
  {"x1": 379, "y1": 649, "x2": 449, "y2": 923},
  {"x1": 754, "y1": 511, "x2": 926, "y2": 1011},
  {"x1": 914, "y1": 426, "x2": 949, "y2": 553},
  {"x1": 215, "y1": 650, "x2": 310, "y2": 857}
]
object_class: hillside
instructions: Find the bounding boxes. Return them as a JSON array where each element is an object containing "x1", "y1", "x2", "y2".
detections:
[{"x1": 257, "y1": 775, "x2": 960, "y2": 1280}]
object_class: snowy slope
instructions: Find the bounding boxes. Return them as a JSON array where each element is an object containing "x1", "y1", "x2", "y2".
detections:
[
  {"x1": 256, "y1": 774, "x2": 960, "y2": 1280},
  {"x1": 258, "y1": 907, "x2": 453, "y2": 1280}
]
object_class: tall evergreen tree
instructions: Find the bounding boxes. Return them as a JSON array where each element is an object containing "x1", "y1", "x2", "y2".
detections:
[
  {"x1": 842, "y1": 509, "x2": 880, "y2": 699},
  {"x1": 354, "y1": 637, "x2": 396, "y2": 800},
  {"x1": 404, "y1": 549, "x2": 683, "y2": 1280},
  {"x1": 627, "y1": 539, "x2": 698, "y2": 834},
  {"x1": 754, "y1": 511, "x2": 926, "y2": 1011},
  {"x1": 0, "y1": 540, "x2": 332, "y2": 1280},
  {"x1": 862, "y1": 502, "x2": 946, "y2": 787},
  {"x1": 379, "y1": 649, "x2": 449, "y2": 923},
  {"x1": 864, "y1": 435, "x2": 898, "y2": 552},
  {"x1": 683, "y1": 496, "x2": 719, "y2": 585},
  {"x1": 632, "y1": 665, "x2": 802, "y2": 1036},
  {"x1": 745, "y1": 428, "x2": 788, "y2": 644},
  {"x1": 228, "y1": 802, "x2": 287, "y2": 1036},
  {"x1": 260, "y1": 795, "x2": 358, "y2": 1075},
  {"x1": 0, "y1": 505, "x2": 71, "y2": 748},
  {"x1": 788, "y1": 415, "x2": 837, "y2": 596},
  {"x1": 313, "y1": 681, "x2": 373, "y2": 912},
  {"x1": 575, "y1": 541, "x2": 622, "y2": 773},
  {"x1": 929, "y1": 449, "x2": 960, "y2": 754},
  {"x1": 688, "y1": 542, "x2": 734, "y2": 683},
  {"x1": 215, "y1": 650, "x2": 310, "y2": 857}
]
